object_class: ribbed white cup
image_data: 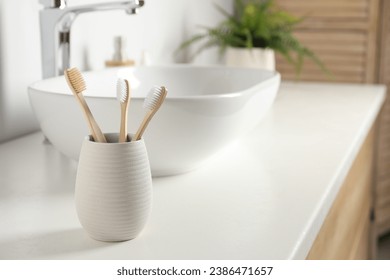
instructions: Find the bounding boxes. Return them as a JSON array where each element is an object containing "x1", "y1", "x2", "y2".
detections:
[{"x1": 75, "y1": 133, "x2": 152, "y2": 242}]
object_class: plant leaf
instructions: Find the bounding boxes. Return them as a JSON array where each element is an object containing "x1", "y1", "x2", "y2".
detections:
[{"x1": 177, "y1": 0, "x2": 330, "y2": 76}]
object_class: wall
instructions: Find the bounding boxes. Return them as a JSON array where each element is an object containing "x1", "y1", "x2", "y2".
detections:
[
  {"x1": 0, "y1": 0, "x2": 42, "y2": 142},
  {"x1": 0, "y1": 0, "x2": 233, "y2": 143}
]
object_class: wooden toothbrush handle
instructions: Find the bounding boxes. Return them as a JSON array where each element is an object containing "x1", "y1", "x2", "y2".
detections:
[
  {"x1": 119, "y1": 103, "x2": 128, "y2": 143},
  {"x1": 78, "y1": 94, "x2": 107, "y2": 143},
  {"x1": 74, "y1": 96, "x2": 95, "y2": 139},
  {"x1": 134, "y1": 110, "x2": 154, "y2": 141}
]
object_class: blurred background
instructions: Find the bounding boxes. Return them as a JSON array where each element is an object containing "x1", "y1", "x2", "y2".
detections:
[{"x1": 1, "y1": 0, "x2": 390, "y2": 259}]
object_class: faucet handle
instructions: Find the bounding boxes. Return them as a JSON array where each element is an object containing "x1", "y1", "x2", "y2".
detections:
[{"x1": 39, "y1": 0, "x2": 67, "y2": 8}]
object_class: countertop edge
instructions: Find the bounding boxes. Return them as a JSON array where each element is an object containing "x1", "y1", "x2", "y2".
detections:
[{"x1": 289, "y1": 85, "x2": 387, "y2": 259}]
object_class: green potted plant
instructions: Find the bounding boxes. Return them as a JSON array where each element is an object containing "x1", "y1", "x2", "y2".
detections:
[{"x1": 178, "y1": 0, "x2": 326, "y2": 74}]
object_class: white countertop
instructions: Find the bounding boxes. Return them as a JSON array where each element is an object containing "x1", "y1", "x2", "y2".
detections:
[{"x1": 0, "y1": 82, "x2": 386, "y2": 260}]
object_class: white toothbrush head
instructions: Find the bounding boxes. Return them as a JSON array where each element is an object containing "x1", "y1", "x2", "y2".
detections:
[
  {"x1": 134, "y1": 86, "x2": 168, "y2": 141},
  {"x1": 143, "y1": 86, "x2": 167, "y2": 111},
  {"x1": 116, "y1": 78, "x2": 130, "y2": 104}
]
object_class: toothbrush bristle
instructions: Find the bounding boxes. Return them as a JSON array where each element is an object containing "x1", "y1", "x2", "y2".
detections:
[
  {"x1": 116, "y1": 78, "x2": 129, "y2": 103},
  {"x1": 143, "y1": 86, "x2": 167, "y2": 110},
  {"x1": 65, "y1": 67, "x2": 86, "y2": 94}
]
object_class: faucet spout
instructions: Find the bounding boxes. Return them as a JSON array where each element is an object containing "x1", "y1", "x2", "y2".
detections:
[{"x1": 39, "y1": 0, "x2": 145, "y2": 79}]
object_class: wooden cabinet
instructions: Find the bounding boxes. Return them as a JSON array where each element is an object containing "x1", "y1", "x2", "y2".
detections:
[
  {"x1": 376, "y1": 0, "x2": 390, "y2": 236},
  {"x1": 307, "y1": 126, "x2": 375, "y2": 259},
  {"x1": 275, "y1": 0, "x2": 389, "y2": 258}
]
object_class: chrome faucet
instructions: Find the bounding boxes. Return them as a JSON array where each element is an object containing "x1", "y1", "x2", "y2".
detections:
[{"x1": 39, "y1": 0, "x2": 145, "y2": 79}]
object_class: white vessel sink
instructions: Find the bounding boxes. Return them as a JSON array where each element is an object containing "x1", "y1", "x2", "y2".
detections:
[{"x1": 28, "y1": 65, "x2": 280, "y2": 176}]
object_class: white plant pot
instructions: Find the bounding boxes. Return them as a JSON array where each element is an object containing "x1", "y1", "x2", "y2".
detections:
[
  {"x1": 225, "y1": 47, "x2": 275, "y2": 71},
  {"x1": 75, "y1": 133, "x2": 152, "y2": 242}
]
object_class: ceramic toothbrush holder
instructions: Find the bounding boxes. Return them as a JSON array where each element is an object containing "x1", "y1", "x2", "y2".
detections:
[{"x1": 75, "y1": 133, "x2": 152, "y2": 242}]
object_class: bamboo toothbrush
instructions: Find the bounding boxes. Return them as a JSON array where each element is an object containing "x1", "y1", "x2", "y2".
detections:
[
  {"x1": 117, "y1": 78, "x2": 131, "y2": 143},
  {"x1": 133, "y1": 86, "x2": 168, "y2": 141},
  {"x1": 64, "y1": 67, "x2": 107, "y2": 143}
]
